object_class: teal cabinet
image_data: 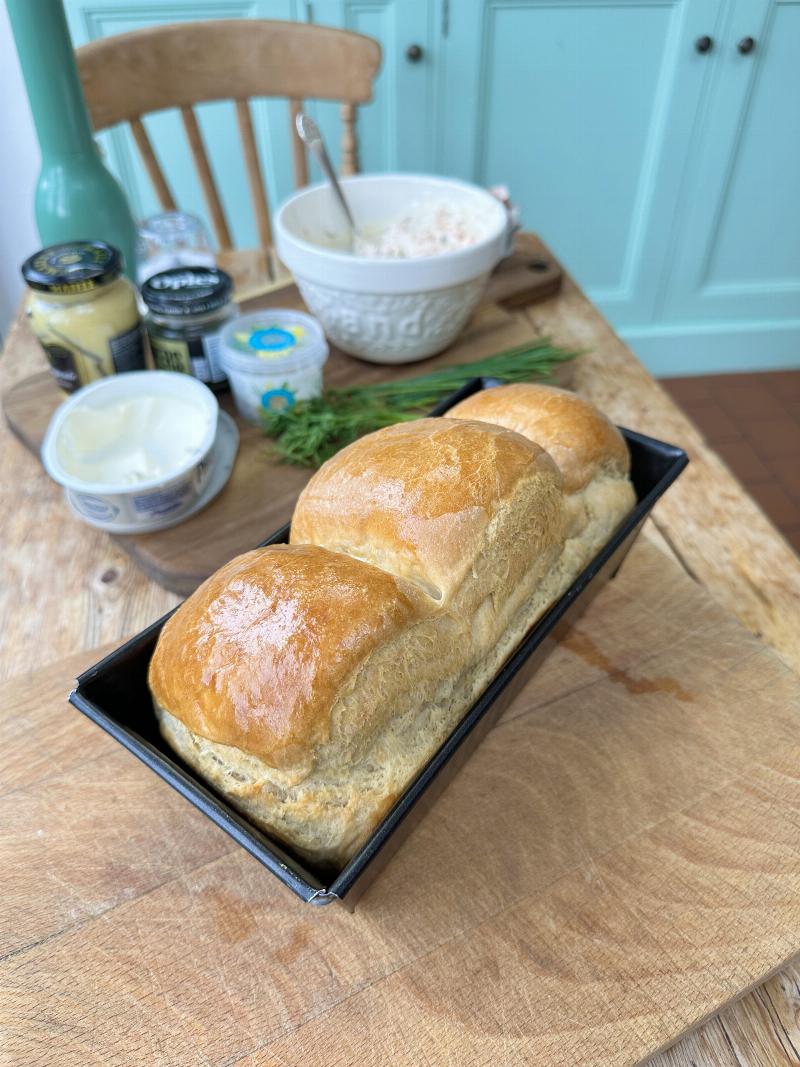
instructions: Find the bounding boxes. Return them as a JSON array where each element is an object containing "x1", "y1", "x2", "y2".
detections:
[
  {"x1": 301, "y1": 1, "x2": 437, "y2": 176},
  {"x1": 64, "y1": 0, "x2": 799, "y2": 374},
  {"x1": 642, "y1": 0, "x2": 800, "y2": 371},
  {"x1": 439, "y1": 0, "x2": 725, "y2": 329}
]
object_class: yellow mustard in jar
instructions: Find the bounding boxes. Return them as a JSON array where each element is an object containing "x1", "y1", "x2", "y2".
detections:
[{"x1": 22, "y1": 241, "x2": 146, "y2": 393}]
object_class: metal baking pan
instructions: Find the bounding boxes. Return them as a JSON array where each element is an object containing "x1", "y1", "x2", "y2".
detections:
[{"x1": 70, "y1": 377, "x2": 689, "y2": 906}]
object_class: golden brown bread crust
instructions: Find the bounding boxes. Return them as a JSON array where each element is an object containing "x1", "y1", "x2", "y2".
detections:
[
  {"x1": 150, "y1": 394, "x2": 635, "y2": 870},
  {"x1": 447, "y1": 383, "x2": 630, "y2": 493},
  {"x1": 148, "y1": 544, "x2": 433, "y2": 770},
  {"x1": 290, "y1": 417, "x2": 562, "y2": 603}
]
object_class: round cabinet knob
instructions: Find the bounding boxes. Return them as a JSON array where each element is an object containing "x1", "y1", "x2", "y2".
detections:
[
  {"x1": 406, "y1": 43, "x2": 423, "y2": 62},
  {"x1": 737, "y1": 36, "x2": 756, "y2": 54},
  {"x1": 695, "y1": 35, "x2": 713, "y2": 54}
]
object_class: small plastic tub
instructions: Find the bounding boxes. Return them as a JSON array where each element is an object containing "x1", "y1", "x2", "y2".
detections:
[
  {"x1": 42, "y1": 371, "x2": 219, "y2": 532},
  {"x1": 220, "y1": 309, "x2": 328, "y2": 424}
]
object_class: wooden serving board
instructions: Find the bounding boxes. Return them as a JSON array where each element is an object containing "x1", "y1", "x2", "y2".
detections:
[
  {"x1": 4, "y1": 537, "x2": 800, "y2": 1067},
  {"x1": 3, "y1": 235, "x2": 565, "y2": 595}
]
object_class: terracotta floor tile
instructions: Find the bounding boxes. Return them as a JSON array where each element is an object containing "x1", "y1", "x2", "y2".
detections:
[
  {"x1": 716, "y1": 380, "x2": 787, "y2": 420},
  {"x1": 713, "y1": 439, "x2": 772, "y2": 484},
  {"x1": 781, "y1": 525, "x2": 800, "y2": 555},
  {"x1": 763, "y1": 370, "x2": 800, "y2": 402},
  {"x1": 661, "y1": 370, "x2": 800, "y2": 543},
  {"x1": 767, "y1": 455, "x2": 800, "y2": 503},
  {"x1": 744, "y1": 418, "x2": 800, "y2": 461},
  {"x1": 661, "y1": 376, "x2": 715, "y2": 407},
  {"x1": 684, "y1": 404, "x2": 742, "y2": 445},
  {"x1": 747, "y1": 481, "x2": 800, "y2": 528}
]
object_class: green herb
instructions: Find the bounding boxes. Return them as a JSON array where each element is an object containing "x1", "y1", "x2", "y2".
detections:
[{"x1": 261, "y1": 339, "x2": 577, "y2": 467}]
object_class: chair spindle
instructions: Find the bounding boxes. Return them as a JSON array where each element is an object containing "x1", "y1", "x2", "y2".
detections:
[{"x1": 180, "y1": 105, "x2": 232, "y2": 250}]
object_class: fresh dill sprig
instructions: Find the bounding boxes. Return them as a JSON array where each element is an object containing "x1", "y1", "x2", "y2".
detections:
[{"x1": 261, "y1": 339, "x2": 577, "y2": 467}]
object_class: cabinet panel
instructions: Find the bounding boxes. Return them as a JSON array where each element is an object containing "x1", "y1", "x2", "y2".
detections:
[
  {"x1": 441, "y1": 0, "x2": 724, "y2": 325},
  {"x1": 305, "y1": 0, "x2": 435, "y2": 177},
  {"x1": 661, "y1": 0, "x2": 800, "y2": 321}
]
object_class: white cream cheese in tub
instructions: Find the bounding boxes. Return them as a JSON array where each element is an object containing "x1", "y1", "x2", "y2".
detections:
[{"x1": 42, "y1": 371, "x2": 218, "y2": 532}]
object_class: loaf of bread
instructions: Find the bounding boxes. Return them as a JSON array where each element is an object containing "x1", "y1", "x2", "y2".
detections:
[
  {"x1": 149, "y1": 386, "x2": 635, "y2": 869},
  {"x1": 448, "y1": 384, "x2": 636, "y2": 578}
]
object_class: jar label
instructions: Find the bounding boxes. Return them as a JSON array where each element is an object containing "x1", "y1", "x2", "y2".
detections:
[
  {"x1": 149, "y1": 331, "x2": 227, "y2": 385},
  {"x1": 109, "y1": 323, "x2": 147, "y2": 374},
  {"x1": 150, "y1": 335, "x2": 193, "y2": 376},
  {"x1": 37, "y1": 326, "x2": 143, "y2": 393}
]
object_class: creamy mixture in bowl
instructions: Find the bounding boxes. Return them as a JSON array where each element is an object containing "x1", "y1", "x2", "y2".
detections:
[{"x1": 352, "y1": 198, "x2": 495, "y2": 259}]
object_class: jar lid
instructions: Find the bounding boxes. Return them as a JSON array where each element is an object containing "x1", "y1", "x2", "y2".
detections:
[
  {"x1": 220, "y1": 309, "x2": 328, "y2": 372},
  {"x1": 21, "y1": 241, "x2": 123, "y2": 295},
  {"x1": 141, "y1": 267, "x2": 233, "y2": 316}
]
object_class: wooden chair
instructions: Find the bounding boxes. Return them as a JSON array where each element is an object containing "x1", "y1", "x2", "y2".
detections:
[{"x1": 75, "y1": 20, "x2": 381, "y2": 287}]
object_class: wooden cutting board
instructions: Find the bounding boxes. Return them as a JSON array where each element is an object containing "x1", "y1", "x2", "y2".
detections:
[
  {"x1": 4, "y1": 537, "x2": 800, "y2": 1067},
  {"x1": 2, "y1": 235, "x2": 565, "y2": 595}
]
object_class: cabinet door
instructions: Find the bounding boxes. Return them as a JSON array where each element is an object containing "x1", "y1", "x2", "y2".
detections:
[
  {"x1": 440, "y1": 0, "x2": 724, "y2": 326},
  {"x1": 301, "y1": 0, "x2": 436, "y2": 176},
  {"x1": 659, "y1": 0, "x2": 800, "y2": 341},
  {"x1": 64, "y1": 1, "x2": 300, "y2": 247}
]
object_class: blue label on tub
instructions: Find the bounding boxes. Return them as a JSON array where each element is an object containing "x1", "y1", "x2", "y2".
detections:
[
  {"x1": 133, "y1": 482, "x2": 190, "y2": 516},
  {"x1": 261, "y1": 387, "x2": 295, "y2": 411},
  {"x1": 73, "y1": 495, "x2": 120, "y2": 521}
]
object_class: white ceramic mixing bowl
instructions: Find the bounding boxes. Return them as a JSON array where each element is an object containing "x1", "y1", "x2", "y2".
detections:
[{"x1": 274, "y1": 174, "x2": 509, "y2": 364}]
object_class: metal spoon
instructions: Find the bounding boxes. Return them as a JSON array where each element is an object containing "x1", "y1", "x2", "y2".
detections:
[{"x1": 295, "y1": 112, "x2": 357, "y2": 245}]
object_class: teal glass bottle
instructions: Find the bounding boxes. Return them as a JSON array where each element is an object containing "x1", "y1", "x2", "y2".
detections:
[{"x1": 7, "y1": 0, "x2": 138, "y2": 279}]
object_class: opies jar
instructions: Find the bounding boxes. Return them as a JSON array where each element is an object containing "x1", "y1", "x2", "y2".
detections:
[
  {"x1": 141, "y1": 267, "x2": 234, "y2": 391},
  {"x1": 22, "y1": 241, "x2": 146, "y2": 393}
]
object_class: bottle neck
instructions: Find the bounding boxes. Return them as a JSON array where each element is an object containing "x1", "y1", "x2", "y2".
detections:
[{"x1": 7, "y1": 0, "x2": 97, "y2": 159}]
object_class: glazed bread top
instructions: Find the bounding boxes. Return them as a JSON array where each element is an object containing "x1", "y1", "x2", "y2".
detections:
[
  {"x1": 290, "y1": 416, "x2": 563, "y2": 605},
  {"x1": 148, "y1": 544, "x2": 435, "y2": 770},
  {"x1": 447, "y1": 383, "x2": 629, "y2": 493}
]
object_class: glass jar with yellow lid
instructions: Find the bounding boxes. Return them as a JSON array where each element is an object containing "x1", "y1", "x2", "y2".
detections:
[{"x1": 22, "y1": 240, "x2": 146, "y2": 393}]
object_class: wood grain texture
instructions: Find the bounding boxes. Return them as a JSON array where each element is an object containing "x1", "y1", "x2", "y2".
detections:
[
  {"x1": 236, "y1": 99, "x2": 273, "y2": 254},
  {"x1": 0, "y1": 320, "x2": 179, "y2": 684},
  {"x1": 340, "y1": 102, "x2": 358, "y2": 175},
  {"x1": 521, "y1": 283, "x2": 800, "y2": 674},
  {"x1": 4, "y1": 234, "x2": 800, "y2": 1065},
  {"x1": 2, "y1": 541, "x2": 800, "y2": 1066},
  {"x1": 180, "y1": 105, "x2": 232, "y2": 250},
  {"x1": 129, "y1": 116, "x2": 176, "y2": 211},
  {"x1": 77, "y1": 20, "x2": 382, "y2": 130},
  {"x1": 76, "y1": 21, "x2": 380, "y2": 250},
  {"x1": 1, "y1": 235, "x2": 567, "y2": 595}
]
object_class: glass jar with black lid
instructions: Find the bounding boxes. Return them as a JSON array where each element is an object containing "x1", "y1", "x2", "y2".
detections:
[
  {"x1": 22, "y1": 241, "x2": 146, "y2": 394},
  {"x1": 141, "y1": 267, "x2": 234, "y2": 391}
]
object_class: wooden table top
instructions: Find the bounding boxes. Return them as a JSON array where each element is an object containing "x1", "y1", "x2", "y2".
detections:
[{"x1": 2, "y1": 248, "x2": 800, "y2": 1065}]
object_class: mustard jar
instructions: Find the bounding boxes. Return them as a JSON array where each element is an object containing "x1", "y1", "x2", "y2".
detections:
[{"x1": 22, "y1": 241, "x2": 146, "y2": 393}]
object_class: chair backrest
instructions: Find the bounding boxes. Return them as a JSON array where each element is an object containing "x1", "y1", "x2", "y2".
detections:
[{"x1": 75, "y1": 20, "x2": 382, "y2": 251}]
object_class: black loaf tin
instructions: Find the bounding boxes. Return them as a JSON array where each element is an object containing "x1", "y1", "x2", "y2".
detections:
[{"x1": 70, "y1": 378, "x2": 689, "y2": 906}]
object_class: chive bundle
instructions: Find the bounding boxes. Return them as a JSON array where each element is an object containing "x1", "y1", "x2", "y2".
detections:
[{"x1": 261, "y1": 339, "x2": 577, "y2": 467}]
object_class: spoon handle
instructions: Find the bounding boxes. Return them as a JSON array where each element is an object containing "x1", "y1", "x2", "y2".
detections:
[
  {"x1": 313, "y1": 141, "x2": 357, "y2": 232},
  {"x1": 295, "y1": 113, "x2": 356, "y2": 233}
]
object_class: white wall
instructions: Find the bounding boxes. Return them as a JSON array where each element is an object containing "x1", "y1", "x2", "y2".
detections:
[{"x1": 0, "y1": 4, "x2": 40, "y2": 341}]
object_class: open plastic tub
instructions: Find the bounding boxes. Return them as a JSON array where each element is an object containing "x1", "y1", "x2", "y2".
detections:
[
  {"x1": 69, "y1": 378, "x2": 689, "y2": 906},
  {"x1": 219, "y1": 309, "x2": 328, "y2": 423},
  {"x1": 42, "y1": 371, "x2": 219, "y2": 532}
]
